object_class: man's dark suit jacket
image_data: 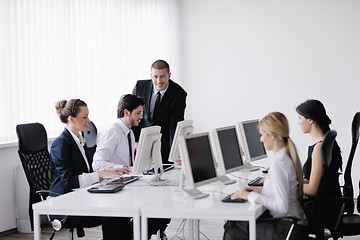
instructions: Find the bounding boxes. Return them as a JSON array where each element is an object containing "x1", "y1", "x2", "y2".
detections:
[
  {"x1": 132, "y1": 79, "x2": 187, "y2": 164},
  {"x1": 50, "y1": 128, "x2": 94, "y2": 195}
]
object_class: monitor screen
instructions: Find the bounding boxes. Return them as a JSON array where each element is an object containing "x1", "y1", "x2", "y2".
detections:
[
  {"x1": 186, "y1": 134, "x2": 217, "y2": 184},
  {"x1": 238, "y1": 119, "x2": 267, "y2": 162},
  {"x1": 178, "y1": 132, "x2": 219, "y2": 198},
  {"x1": 132, "y1": 126, "x2": 162, "y2": 174},
  {"x1": 214, "y1": 125, "x2": 244, "y2": 174},
  {"x1": 168, "y1": 120, "x2": 194, "y2": 163}
]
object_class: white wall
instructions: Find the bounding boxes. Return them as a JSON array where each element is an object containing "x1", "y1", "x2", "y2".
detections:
[
  {"x1": 0, "y1": 145, "x2": 19, "y2": 232},
  {"x1": 180, "y1": 0, "x2": 360, "y2": 193}
]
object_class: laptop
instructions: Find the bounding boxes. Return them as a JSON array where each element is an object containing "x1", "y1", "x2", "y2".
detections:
[{"x1": 88, "y1": 183, "x2": 125, "y2": 193}]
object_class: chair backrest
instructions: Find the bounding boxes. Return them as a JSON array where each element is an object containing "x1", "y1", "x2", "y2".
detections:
[
  {"x1": 82, "y1": 121, "x2": 97, "y2": 161},
  {"x1": 343, "y1": 112, "x2": 360, "y2": 214},
  {"x1": 16, "y1": 122, "x2": 52, "y2": 230},
  {"x1": 308, "y1": 130, "x2": 343, "y2": 239}
]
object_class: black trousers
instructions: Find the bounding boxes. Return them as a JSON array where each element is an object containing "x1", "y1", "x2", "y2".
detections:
[
  {"x1": 61, "y1": 216, "x2": 132, "y2": 240},
  {"x1": 148, "y1": 218, "x2": 171, "y2": 236},
  {"x1": 54, "y1": 215, "x2": 169, "y2": 239}
]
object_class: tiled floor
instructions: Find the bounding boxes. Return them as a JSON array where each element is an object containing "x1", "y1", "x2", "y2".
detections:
[{"x1": 2, "y1": 218, "x2": 360, "y2": 239}]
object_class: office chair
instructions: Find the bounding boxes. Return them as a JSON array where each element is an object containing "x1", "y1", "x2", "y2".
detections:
[
  {"x1": 342, "y1": 112, "x2": 360, "y2": 214},
  {"x1": 330, "y1": 112, "x2": 360, "y2": 239},
  {"x1": 302, "y1": 130, "x2": 348, "y2": 240},
  {"x1": 16, "y1": 122, "x2": 84, "y2": 239}
]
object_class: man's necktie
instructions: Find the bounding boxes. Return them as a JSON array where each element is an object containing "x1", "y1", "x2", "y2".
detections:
[
  {"x1": 152, "y1": 91, "x2": 161, "y2": 122},
  {"x1": 127, "y1": 132, "x2": 133, "y2": 166}
]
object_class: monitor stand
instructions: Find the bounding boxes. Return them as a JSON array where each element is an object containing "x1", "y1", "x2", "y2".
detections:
[
  {"x1": 181, "y1": 188, "x2": 209, "y2": 199},
  {"x1": 147, "y1": 166, "x2": 169, "y2": 186},
  {"x1": 242, "y1": 162, "x2": 260, "y2": 172},
  {"x1": 146, "y1": 141, "x2": 169, "y2": 186},
  {"x1": 180, "y1": 169, "x2": 209, "y2": 199},
  {"x1": 218, "y1": 175, "x2": 236, "y2": 185}
]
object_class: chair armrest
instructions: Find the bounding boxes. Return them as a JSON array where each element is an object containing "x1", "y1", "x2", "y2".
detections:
[
  {"x1": 35, "y1": 190, "x2": 61, "y2": 201},
  {"x1": 257, "y1": 216, "x2": 301, "y2": 224},
  {"x1": 304, "y1": 195, "x2": 351, "y2": 207}
]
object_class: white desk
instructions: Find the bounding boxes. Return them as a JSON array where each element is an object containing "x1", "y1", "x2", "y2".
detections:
[
  {"x1": 32, "y1": 168, "x2": 266, "y2": 240},
  {"x1": 32, "y1": 170, "x2": 180, "y2": 240},
  {"x1": 140, "y1": 177, "x2": 265, "y2": 240}
]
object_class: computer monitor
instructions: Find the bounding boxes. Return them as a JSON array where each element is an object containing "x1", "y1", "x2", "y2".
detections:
[
  {"x1": 210, "y1": 125, "x2": 244, "y2": 184},
  {"x1": 178, "y1": 132, "x2": 219, "y2": 199},
  {"x1": 132, "y1": 126, "x2": 167, "y2": 185},
  {"x1": 237, "y1": 119, "x2": 267, "y2": 171},
  {"x1": 168, "y1": 120, "x2": 194, "y2": 163}
]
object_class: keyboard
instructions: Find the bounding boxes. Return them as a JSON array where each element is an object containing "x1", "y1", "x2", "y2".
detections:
[
  {"x1": 221, "y1": 193, "x2": 246, "y2": 203},
  {"x1": 248, "y1": 176, "x2": 264, "y2": 187},
  {"x1": 106, "y1": 176, "x2": 140, "y2": 185},
  {"x1": 143, "y1": 164, "x2": 175, "y2": 175}
]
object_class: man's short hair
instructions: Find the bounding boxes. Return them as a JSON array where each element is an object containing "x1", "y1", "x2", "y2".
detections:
[
  {"x1": 151, "y1": 59, "x2": 170, "y2": 73},
  {"x1": 117, "y1": 94, "x2": 145, "y2": 118}
]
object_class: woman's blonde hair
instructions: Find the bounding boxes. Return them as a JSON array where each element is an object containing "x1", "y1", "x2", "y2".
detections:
[{"x1": 259, "y1": 112, "x2": 303, "y2": 199}]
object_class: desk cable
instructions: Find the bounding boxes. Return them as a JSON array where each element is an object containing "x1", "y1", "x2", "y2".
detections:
[{"x1": 169, "y1": 219, "x2": 210, "y2": 240}]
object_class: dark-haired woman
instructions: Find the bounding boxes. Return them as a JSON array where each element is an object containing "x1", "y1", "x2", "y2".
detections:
[
  {"x1": 296, "y1": 99, "x2": 342, "y2": 199},
  {"x1": 296, "y1": 99, "x2": 342, "y2": 230},
  {"x1": 50, "y1": 98, "x2": 132, "y2": 240}
]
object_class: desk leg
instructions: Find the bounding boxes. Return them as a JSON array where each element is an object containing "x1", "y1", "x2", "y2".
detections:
[
  {"x1": 133, "y1": 216, "x2": 141, "y2": 240},
  {"x1": 188, "y1": 219, "x2": 199, "y2": 240},
  {"x1": 140, "y1": 216, "x2": 147, "y2": 240},
  {"x1": 33, "y1": 211, "x2": 41, "y2": 240},
  {"x1": 249, "y1": 218, "x2": 256, "y2": 240}
]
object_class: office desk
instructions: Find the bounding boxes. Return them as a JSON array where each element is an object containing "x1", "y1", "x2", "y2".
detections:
[
  {"x1": 141, "y1": 177, "x2": 265, "y2": 240},
  {"x1": 32, "y1": 168, "x2": 266, "y2": 240},
  {"x1": 32, "y1": 170, "x2": 180, "y2": 240}
]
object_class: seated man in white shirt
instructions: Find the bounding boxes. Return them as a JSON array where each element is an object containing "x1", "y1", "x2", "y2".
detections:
[
  {"x1": 92, "y1": 94, "x2": 143, "y2": 170},
  {"x1": 92, "y1": 94, "x2": 170, "y2": 240}
]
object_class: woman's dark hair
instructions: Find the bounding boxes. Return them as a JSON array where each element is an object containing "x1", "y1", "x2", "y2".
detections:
[
  {"x1": 296, "y1": 99, "x2": 331, "y2": 134},
  {"x1": 55, "y1": 99, "x2": 87, "y2": 123},
  {"x1": 296, "y1": 99, "x2": 342, "y2": 171},
  {"x1": 117, "y1": 94, "x2": 145, "y2": 118}
]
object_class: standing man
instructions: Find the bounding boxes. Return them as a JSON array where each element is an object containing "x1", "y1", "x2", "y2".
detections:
[{"x1": 132, "y1": 59, "x2": 187, "y2": 164}]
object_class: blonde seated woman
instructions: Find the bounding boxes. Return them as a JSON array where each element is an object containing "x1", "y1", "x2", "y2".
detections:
[{"x1": 223, "y1": 112, "x2": 306, "y2": 240}]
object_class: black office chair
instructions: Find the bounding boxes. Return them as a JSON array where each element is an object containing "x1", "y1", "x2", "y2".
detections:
[
  {"x1": 331, "y1": 112, "x2": 360, "y2": 239},
  {"x1": 302, "y1": 130, "x2": 347, "y2": 240},
  {"x1": 342, "y1": 112, "x2": 360, "y2": 214},
  {"x1": 16, "y1": 122, "x2": 84, "y2": 239}
]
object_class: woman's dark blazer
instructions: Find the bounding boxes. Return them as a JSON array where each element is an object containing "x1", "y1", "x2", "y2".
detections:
[{"x1": 50, "y1": 128, "x2": 94, "y2": 195}]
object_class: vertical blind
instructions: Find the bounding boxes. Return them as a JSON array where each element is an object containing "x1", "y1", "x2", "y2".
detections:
[{"x1": 0, "y1": 0, "x2": 180, "y2": 143}]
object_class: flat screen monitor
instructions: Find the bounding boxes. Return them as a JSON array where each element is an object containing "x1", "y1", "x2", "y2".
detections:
[
  {"x1": 238, "y1": 119, "x2": 267, "y2": 170},
  {"x1": 168, "y1": 120, "x2": 194, "y2": 163},
  {"x1": 210, "y1": 125, "x2": 244, "y2": 184},
  {"x1": 178, "y1": 132, "x2": 219, "y2": 199},
  {"x1": 132, "y1": 126, "x2": 167, "y2": 185}
]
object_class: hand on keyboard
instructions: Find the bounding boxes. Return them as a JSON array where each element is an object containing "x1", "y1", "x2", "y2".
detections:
[{"x1": 222, "y1": 193, "x2": 246, "y2": 203}]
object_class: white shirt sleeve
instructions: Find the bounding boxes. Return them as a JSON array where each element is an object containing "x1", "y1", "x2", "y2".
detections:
[
  {"x1": 247, "y1": 154, "x2": 291, "y2": 217},
  {"x1": 78, "y1": 172, "x2": 100, "y2": 188},
  {"x1": 92, "y1": 128, "x2": 124, "y2": 171}
]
